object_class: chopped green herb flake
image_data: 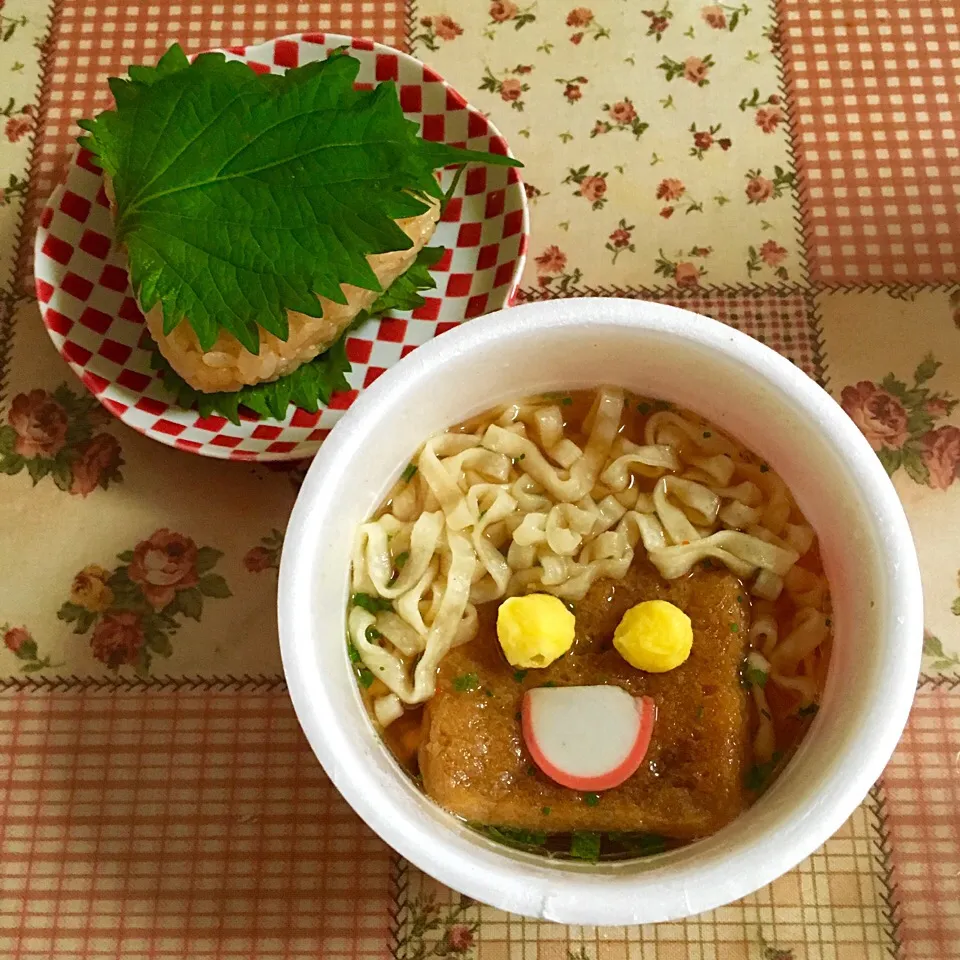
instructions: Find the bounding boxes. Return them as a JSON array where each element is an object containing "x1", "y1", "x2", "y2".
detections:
[
  {"x1": 825, "y1": 618, "x2": 832, "y2": 627},
  {"x1": 744, "y1": 665, "x2": 768, "y2": 688},
  {"x1": 584, "y1": 792, "x2": 600, "y2": 807},
  {"x1": 515, "y1": 712, "x2": 523, "y2": 722},
  {"x1": 541, "y1": 681, "x2": 557, "y2": 688},
  {"x1": 736, "y1": 594, "x2": 744, "y2": 603},
  {"x1": 701, "y1": 558, "x2": 715, "y2": 570},
  {"x1": 760, "y1": 464, "x2": 770, "y2": 473},
  {"x1": 570, "y1": 831, "x2": 602, "y2": 862},
  {"x1": 394, "y1": 551, "x2": 409, "y2": 570},
  {"x1": 561, "y1": 397, "x2": 573, "y2": 406},
  {"x1": 517, "y1": 453, "x2": 526, "y2": 461},
  {"x1": 401, "y1": 463, "x2": 418, "y2": 483},
  {"x1": 364, "y1": 626, "x2": 382, "y2": 643},
  {"x1": 696, "y1": 704, "x2": 704, "y2": 720},
  {"x1": 609, "y1": 832, "x2": 668, "y2": 857},
  {"x1": 474, "y1": 824, "x2": 547, "y2": 852},
  {"x1": 541, "y1": 806, "x2": 551, "y2": 816},
  {"x1": 526, "y1": 764, "x2": 536, "y2": 776},
  {"x1": 453, "y1": 673, "x2": 480, "y2": 692},
  {"x1": 745, "y1": 751, "x2": 782, "y2": 792},
  {"x1": 637, "y1": 402, "x2": 652, "y2": 414},
  {"x1": 703, "y1": 431, "x2": 712, "y2": 438},
  {"x1": 347, "y1": 642, "x2": 361, "y2": 664},
  {"x1": 797, "y1": 702, "x2": 820, "y2": 718},
  {"x1": 357, "y1": 667, "x2": 375, "y2": 689},
  {"x1": 513, "y1": 669, "x2": 528, "y2": 683},
  {"x1": 352, "y1": 592, "x2": 392, "y2": 614},
  {"x1": 730, "y1": 623, "x2": 740, "y2": 633},
  {"x1": 484, "y1": 688, "x2": 495, "y2": 698}
]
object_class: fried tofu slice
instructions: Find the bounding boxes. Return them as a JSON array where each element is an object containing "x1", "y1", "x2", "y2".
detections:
[
  {"x1": 145, "y1": 200, "x2": 440, "y2": 392},
  {"x1": 419, "y1": 563, "x2": 750, "y2": 840}
]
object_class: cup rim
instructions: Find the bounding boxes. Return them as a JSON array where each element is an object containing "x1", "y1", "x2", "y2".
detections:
[{"x1": 278, "y1": 297, "x2": 922, "y2": 924}]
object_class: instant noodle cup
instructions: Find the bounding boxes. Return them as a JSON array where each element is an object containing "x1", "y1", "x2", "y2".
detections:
[{"x1": 279, "y1": 297, "x2": 922, "y2": 925}]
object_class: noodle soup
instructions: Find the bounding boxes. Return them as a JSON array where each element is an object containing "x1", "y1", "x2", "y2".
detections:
[{"x1": 348, "y1": 387, "x2": 831, "y2": 859}]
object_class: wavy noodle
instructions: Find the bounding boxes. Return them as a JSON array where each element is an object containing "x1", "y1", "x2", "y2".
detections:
[
  {"x1": 444, "y1": 448, "x2": 512, "y2": 486},
  {"x1": 390, "y1": 481, "x2": 420, "y2": 522},
  {"x1": 510, "y1": 474, "x2": 552, "y2": 513},
  {"x1": 719, "y1": 500, "x2": 761, "y2": 530},
  {"x1": 648, "y1": 530, "x2": 798, "y2": 580},
  {"x1": 688, "y1": 453, "x2": 736, "y2": 485},
  {"x1": 784, "y1": 565, "x2": 825, "y2": 609},
  {"x1": 376, "y1": 611, "x2": 424, "y2": 656},
  {"x1": 784, "y1": 523, "x2": 815, "y2": 556},
  {"x1": 535, "y1": 405, "x2": 564, "y2": 449},
  {"x1": 468, "y1": 485, "x2": 517, "y2": 604},
  {"x1": 595, "y1": 494, "x2": 627, "y2": 531},
  {"x1": 549, "y1": 438, "x2": 583, "y2": 468},
  {"x1": 350, "y1": 606, "x2": 415, "y2": 701},
  {"x1": 749, "y1": 605, "x2": 779, "y2": 658},
  {"x1": 745, "y1": 651, "x2": 776, "y2": 763},
  {"x1": 770, "y1": 670, "x2": 818, "y2": 703},
  {"x1": 482, "y1": 387, "x2": 623, "y2": 503},
  {"x1": 710, "y1": 480, "x2": 762, "y2": 506},
  {"x1": 374, "y1": 693, "x2": 404, "y2": 727},
  {"x1": 419, "y1": 436, "x2": 479, "y2": 530},
  {"x1": 659, "y1": 476, "x2": 721, "y2": 527},
  {"x1": 396, "y1": 560, "x2": 438, "y2": 637},
  {"x1": 771, "y1": 608, "x2": 829, "y2": 672},
  {"x1": 601, "y1": 443, "x2": 681, "y2": 490},
  {"x1": 620, "y1": 510, "x2": 668, "y2": 552},
  {"x1": 644, "y1": 411, "x2": 701, "y2": 449},
  {"x1": 350, "y1": 386, "x2": 831, "y2": 733},
  {"x1": 751, "y1": 569, "x2": 784, "y2": 601}
]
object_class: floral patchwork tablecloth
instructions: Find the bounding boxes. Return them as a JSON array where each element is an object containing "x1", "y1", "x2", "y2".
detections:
[{"x1": 0, "y1": 1, "x2": 957, "y2": 958}]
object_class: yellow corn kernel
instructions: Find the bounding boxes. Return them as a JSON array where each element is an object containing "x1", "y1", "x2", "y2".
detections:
[
  {"x1": 497, "y1": 594, "x2": 575, "y2": 669},
  {"x1": 613, "y1": 600, "x2": 693, "y2": 673}
]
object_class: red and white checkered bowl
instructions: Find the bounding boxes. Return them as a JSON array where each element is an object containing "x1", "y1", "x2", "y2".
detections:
[{"x1": 34, "y1": 33, "x2": 529, "y2": 461}]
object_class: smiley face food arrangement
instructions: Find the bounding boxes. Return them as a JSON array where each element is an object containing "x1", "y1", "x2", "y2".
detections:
[{"x1": 348, "y1": 387, "x2": 832, "y2": 859}]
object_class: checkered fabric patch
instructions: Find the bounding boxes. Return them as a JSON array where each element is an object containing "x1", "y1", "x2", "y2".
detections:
[
  {"x1": 517, "y1": 289, "x2": 819, "y2": 377},
  {"x1": 658, "y1": 292, "x2": 818, "y2": 377},
  {"x1": 28, "y1": 1, "x2": 404, "y2": 220},
  {"x1": 34, "y1": 33, "x2": 529, "y2": 460},
  {"x1": 394, "y1": 794, "x2": 898, "y2": 960},
  {"x1": 780, "y1": 0, "x2": 960, "y2": 283},
  {"x1": 884, "y1": 686, "x2": 960, "y2": 959},
  {"x1": 0, "y1": 689, "x2": 393, "y2": 960}
]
